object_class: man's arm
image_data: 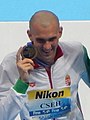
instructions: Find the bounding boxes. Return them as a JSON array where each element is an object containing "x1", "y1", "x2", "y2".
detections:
[
  {"x1": 0, "y1": 79, "x2": 29, "y2": 120},
  {"x1": 0, "y1": 47, "x2": 34, "y2": 120}
]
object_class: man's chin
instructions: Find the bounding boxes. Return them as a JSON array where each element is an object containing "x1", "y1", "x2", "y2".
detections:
[
  {"x1": 43, "y1": 57, "x2": 54, "y2": 64},
  {"x1": 38, "y1": 53, "x2": 55, "y2": 61}
]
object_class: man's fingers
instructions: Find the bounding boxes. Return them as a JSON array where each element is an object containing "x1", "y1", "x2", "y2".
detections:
[
  {"x1": 16, "y1": 47, "x2": 23, "y2": 62},
  {"x1": 21, "y1": 58, "x2": 35, "y2": 66}
]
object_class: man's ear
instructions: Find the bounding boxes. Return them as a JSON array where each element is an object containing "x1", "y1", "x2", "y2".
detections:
[
  {"x1": 58, "y1": 26, "x2": 63, "y2": 38},
  {"x1": 27, "y1": 30, "x2": 32, "y2": 40},
  {"x1": 59, "y1": 26, "x2": 63, "y2": 34}
]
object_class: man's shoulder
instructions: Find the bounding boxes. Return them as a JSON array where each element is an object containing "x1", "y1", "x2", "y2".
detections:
[
  {"x1": 59, "y1": 41, "x2": 84, "y2": 56},
  {"x1": 60, "y1": 41, "x2": 82, "y2": 48},
  {"x1": 59, "y1": 41, "x2": 83, "y2": 51},
  {"x1": 1, "y1": 51, "x2": 17, "y2": 66}
]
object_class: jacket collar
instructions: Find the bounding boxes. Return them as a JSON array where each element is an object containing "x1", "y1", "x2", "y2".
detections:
[{"x1": 34, "y1": 45, "x2": 63, "y2": 69}]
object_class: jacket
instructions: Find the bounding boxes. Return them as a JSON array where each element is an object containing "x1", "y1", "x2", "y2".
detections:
[{"x1": 0, "y1": 41, "x2": 90, "y2": 120}]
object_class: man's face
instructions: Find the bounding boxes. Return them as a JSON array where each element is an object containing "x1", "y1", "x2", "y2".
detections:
[{"x1": 29, "y1": 24, "x2": 62, "y2": 64}]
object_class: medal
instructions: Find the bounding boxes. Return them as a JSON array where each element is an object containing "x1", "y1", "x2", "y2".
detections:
[{"x1": 22, "y1": 44, "x2": 37, "y2": 59}]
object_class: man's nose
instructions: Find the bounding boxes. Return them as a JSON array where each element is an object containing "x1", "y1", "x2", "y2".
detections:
[{"x1": 43, "y1": 41, "x2": 51, "y2": 50}]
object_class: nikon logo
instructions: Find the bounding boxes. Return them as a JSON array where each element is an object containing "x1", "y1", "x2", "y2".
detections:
[{"x1": 35, "y1": 90, "x2": 64, "y2": 99}]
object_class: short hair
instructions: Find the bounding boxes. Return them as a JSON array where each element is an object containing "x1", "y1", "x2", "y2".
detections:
[{"x1": 29, "y1": 10, "x2": 59, "y2": 29}]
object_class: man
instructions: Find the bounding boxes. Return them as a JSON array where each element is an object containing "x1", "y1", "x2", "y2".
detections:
[{"x1": 0, "y1": 10, "x2": 90, "y2": 120}]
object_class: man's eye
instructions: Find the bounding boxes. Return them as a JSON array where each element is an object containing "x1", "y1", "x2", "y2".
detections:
[
  {"x1": 36, "y1": 36, "x2": 57, "y2": 43},
  {"x1": 49, "y1": 38, "x2": 54, "y2": 42},
  {"x1": 36, "y1": 38, "x2": 45, "y2": 43},
  {"x1": 49, "y1": 37, "x2": 57, "y2": 42}
]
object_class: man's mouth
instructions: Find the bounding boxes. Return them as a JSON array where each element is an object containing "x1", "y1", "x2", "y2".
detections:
[{"x1": 42, "y1": 49, "x2": 52, "y2": 55}]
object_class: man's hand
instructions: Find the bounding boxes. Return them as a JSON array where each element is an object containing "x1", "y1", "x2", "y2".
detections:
[{"x1": 16, "y1": 47, "x2": 35, "y2": 82}]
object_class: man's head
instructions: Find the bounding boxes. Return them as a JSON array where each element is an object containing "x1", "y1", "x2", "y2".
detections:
[{"x1": 27, "y1": 10, "x2": 63, "y2": 65}]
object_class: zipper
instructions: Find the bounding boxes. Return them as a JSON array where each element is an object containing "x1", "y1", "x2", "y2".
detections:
[
  {"x1": 45, "y1": 67, "x2": 53, "y2": 89},
  {"x1": 46, "y1": 68, "x2": 56, "y2": 120}
]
